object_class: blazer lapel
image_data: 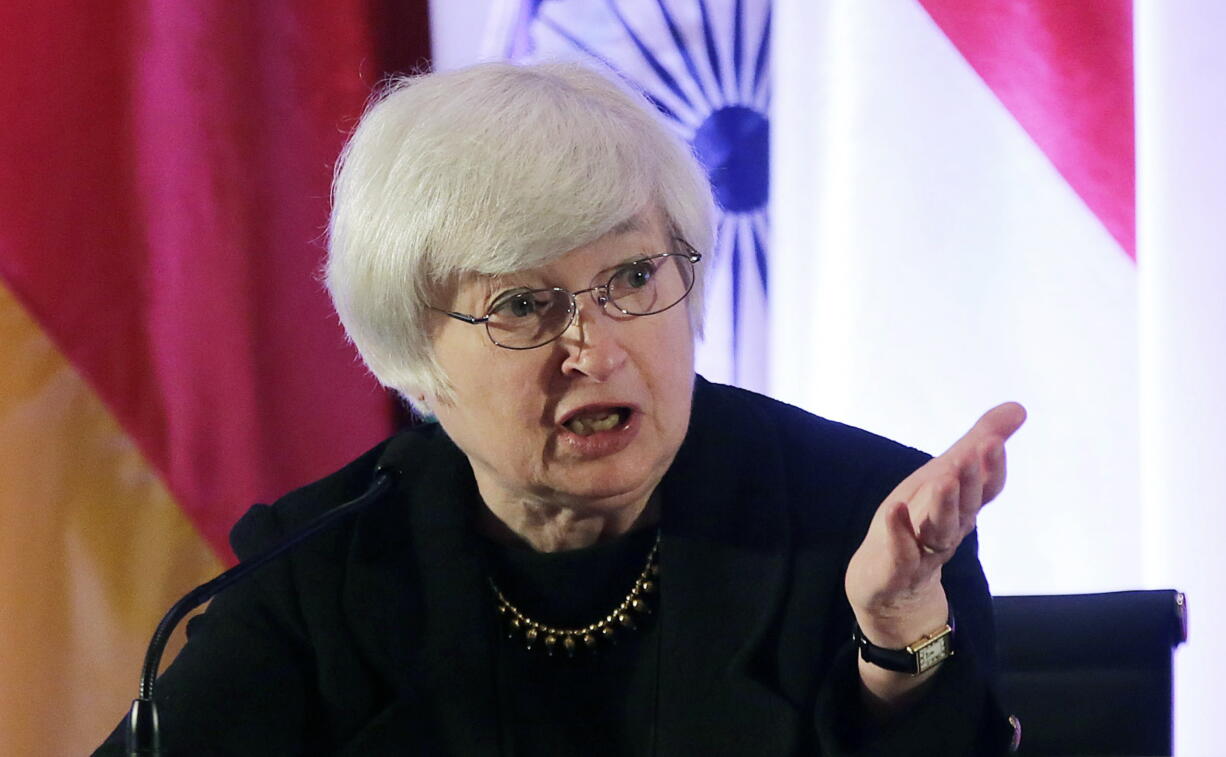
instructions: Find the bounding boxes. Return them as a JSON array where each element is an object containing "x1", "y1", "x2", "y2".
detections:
[
  {"x1": 341, "y1": 428, "x2": 502, "y2": 753},
  {"x1": 655, "y1": 379, "x2": 802, "y2": 755}
]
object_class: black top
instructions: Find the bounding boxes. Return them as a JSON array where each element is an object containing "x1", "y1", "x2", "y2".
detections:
[
  {"x1": 487, "y1": 527, "x2": 660, "y2": 756},
  {"x1": 95, "y1": 376, "x2": 1016, "y2": 755}
]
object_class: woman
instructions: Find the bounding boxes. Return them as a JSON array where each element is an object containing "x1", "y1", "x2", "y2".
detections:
[{"x1": 98, "y1": 62, "x2": 1023, "y2": 755}]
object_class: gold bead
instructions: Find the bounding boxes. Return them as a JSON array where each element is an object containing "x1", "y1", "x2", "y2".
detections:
[{"x1": 488, "y1": 531, "x2": 660, "y2": 658}]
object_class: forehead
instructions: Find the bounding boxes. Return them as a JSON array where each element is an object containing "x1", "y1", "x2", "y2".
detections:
[{"x1": 453, "y1": 211, "x2": 672, "y2": 304}]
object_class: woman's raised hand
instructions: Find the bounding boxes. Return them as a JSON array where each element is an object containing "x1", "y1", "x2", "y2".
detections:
[{"x1": 844, "y1": 402, "x2": 1027, "y2": 650}]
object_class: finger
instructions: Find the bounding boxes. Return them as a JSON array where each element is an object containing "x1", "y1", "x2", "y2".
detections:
[
  {"x1": 876, "y1": 403, "x2": 1025, "y2": 532},
  {"x1": 886, "y1": 500, "x2": 922, "y2": 565},
  {"x1": 975, "y1": 401, "x2": 1027, "y2": 441},
  {"x1": 914, "y1": 475, "x2": 961, "y2": 555},
  {"x1": 945, "y1": 402, "x2": 1027, "y2": 460},
  {"x1": 957, "y1": 456, "x2": 985, "y2": 523},
  {"x1": 981, "y1": 440, "x2": 1008, "y2": 504}
]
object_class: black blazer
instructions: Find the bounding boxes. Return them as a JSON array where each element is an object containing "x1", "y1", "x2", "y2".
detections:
[{"x1": 98, "y1": 377, "x2": 1014, "y2": 755}]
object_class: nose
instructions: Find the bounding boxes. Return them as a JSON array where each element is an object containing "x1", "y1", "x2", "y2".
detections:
[
  {"x1": 586, "y1": 284, "x2": 610, "y2": 309},
  {"x1": 558, "y1": 295, "x2": 627, "y2": 381}
]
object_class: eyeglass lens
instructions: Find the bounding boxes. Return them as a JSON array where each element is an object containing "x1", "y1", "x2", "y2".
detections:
[{"x1": 484, "y1": 253, "x2": 696, "y2": 349}]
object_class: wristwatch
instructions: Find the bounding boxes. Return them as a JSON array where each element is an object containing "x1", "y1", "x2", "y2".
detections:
[{"x1": 852, "y1": 611, "x2": 956, "y2": 676}]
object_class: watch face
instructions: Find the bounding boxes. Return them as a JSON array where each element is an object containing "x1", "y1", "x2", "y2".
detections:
[{"x1": 914, "y1": 629, "x2": 953, "y2": 674}]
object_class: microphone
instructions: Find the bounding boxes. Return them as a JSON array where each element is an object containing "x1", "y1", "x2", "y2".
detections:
[{"x1": 124, "y1": 440, "x2": 410, "y2": 756}]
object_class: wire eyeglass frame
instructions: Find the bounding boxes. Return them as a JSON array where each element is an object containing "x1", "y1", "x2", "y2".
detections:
[{"x1": 433, "y1": 238, "x2": 703, "y2": 350}]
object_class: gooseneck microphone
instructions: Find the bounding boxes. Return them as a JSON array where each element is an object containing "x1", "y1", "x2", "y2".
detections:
[{"x1": 125, "y1": 443, "x2": 408, "y2": 757}]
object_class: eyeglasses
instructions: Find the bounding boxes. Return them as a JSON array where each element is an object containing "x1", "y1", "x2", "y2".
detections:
[{"x1": 433, "y1": 239, "x2": 703, "y2": 350}]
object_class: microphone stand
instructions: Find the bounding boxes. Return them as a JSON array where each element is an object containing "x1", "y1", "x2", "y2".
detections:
[{"x1": 125, "y1": 470, "x2": 396, "y2": 756}]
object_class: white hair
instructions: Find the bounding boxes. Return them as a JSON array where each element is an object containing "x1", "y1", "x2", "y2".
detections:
[{"x1": 326, "y1": 61, "x2": 715, "y2": 403}]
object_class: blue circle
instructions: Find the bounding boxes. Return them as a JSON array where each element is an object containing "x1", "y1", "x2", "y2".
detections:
[{"x1": 692, "y1": 106, "x2": 769, "y2": 214}]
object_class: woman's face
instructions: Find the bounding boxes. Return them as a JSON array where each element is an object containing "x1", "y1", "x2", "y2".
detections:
[{"x1": 426, "y1": 211, "x2": 695, "y2": 520}]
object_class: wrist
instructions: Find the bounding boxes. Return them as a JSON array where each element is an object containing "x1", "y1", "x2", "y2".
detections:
[
  {"x1": 853, "y1": 589, "x2": 954, "y2": 675},
  {"x1": 853, "y1": 591, "x2": 949, "y2": 650},
  {"x1": 852, "y1": 603, "x2": 956, "y2": 711}
]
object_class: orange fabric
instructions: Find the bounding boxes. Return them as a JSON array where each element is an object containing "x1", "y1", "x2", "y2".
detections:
[{"x1": 0, "y1": 282, "x2": 222, "y2": 756}]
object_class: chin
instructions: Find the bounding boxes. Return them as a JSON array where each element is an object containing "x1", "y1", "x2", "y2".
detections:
[{"x1": 545, "y1": 460, "x2": 660, "y2": 508}]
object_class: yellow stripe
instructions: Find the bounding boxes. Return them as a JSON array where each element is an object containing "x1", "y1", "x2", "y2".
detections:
[{"x1": 0, "y1": 281, "x2": 224, "y2": 756}]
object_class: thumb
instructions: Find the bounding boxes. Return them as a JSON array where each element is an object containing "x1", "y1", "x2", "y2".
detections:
[{"x1": 886, "y1": 500, "x2": 921, "y2": 563}]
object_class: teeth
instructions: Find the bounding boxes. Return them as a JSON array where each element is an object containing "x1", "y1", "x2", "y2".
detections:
[
  {"x1": 589, "y1": 413, "x2": 620, "y2": 432},
  {"x1": 565, "y1": 411, "x2": 622, "y2": 436}
]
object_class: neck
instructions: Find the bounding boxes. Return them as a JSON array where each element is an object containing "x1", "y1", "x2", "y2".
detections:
[{"x1": 477, "y1": 491, "x2": 659, "y2": 552}]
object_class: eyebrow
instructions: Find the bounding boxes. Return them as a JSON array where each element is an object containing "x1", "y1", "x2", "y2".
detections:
[
  {"x1": 476, "y1": 274, "x2": 539, "y2": 310},
  {"x1": 609, "y1": 215, "x2": 645, "y2": 235},
  {"x1": 470, "y1": 219, "x2": 661, "y2": 308}
]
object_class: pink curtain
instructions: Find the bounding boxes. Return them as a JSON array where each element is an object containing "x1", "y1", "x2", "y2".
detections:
[{"x1": 0, "y1": 2, "x2": 428, "y2": 752}]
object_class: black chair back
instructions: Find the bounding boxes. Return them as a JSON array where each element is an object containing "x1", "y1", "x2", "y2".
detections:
[{"x1": 993, "y1": 590, "x2": 1187, "y2": 756}]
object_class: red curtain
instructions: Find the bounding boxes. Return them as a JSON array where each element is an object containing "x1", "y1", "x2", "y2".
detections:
[{"x1": 0, "y1": 2, "x2": 429, "y2": 752}]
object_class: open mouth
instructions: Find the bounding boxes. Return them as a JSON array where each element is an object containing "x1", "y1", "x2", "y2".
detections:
[{"x1": 562, "y1": 406, "x2": 632, "y2": 436}]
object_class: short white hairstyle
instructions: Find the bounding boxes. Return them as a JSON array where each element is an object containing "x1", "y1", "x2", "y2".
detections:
[{"x1": 326, "y1": 61, "x2": 716, "y2": 403}]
